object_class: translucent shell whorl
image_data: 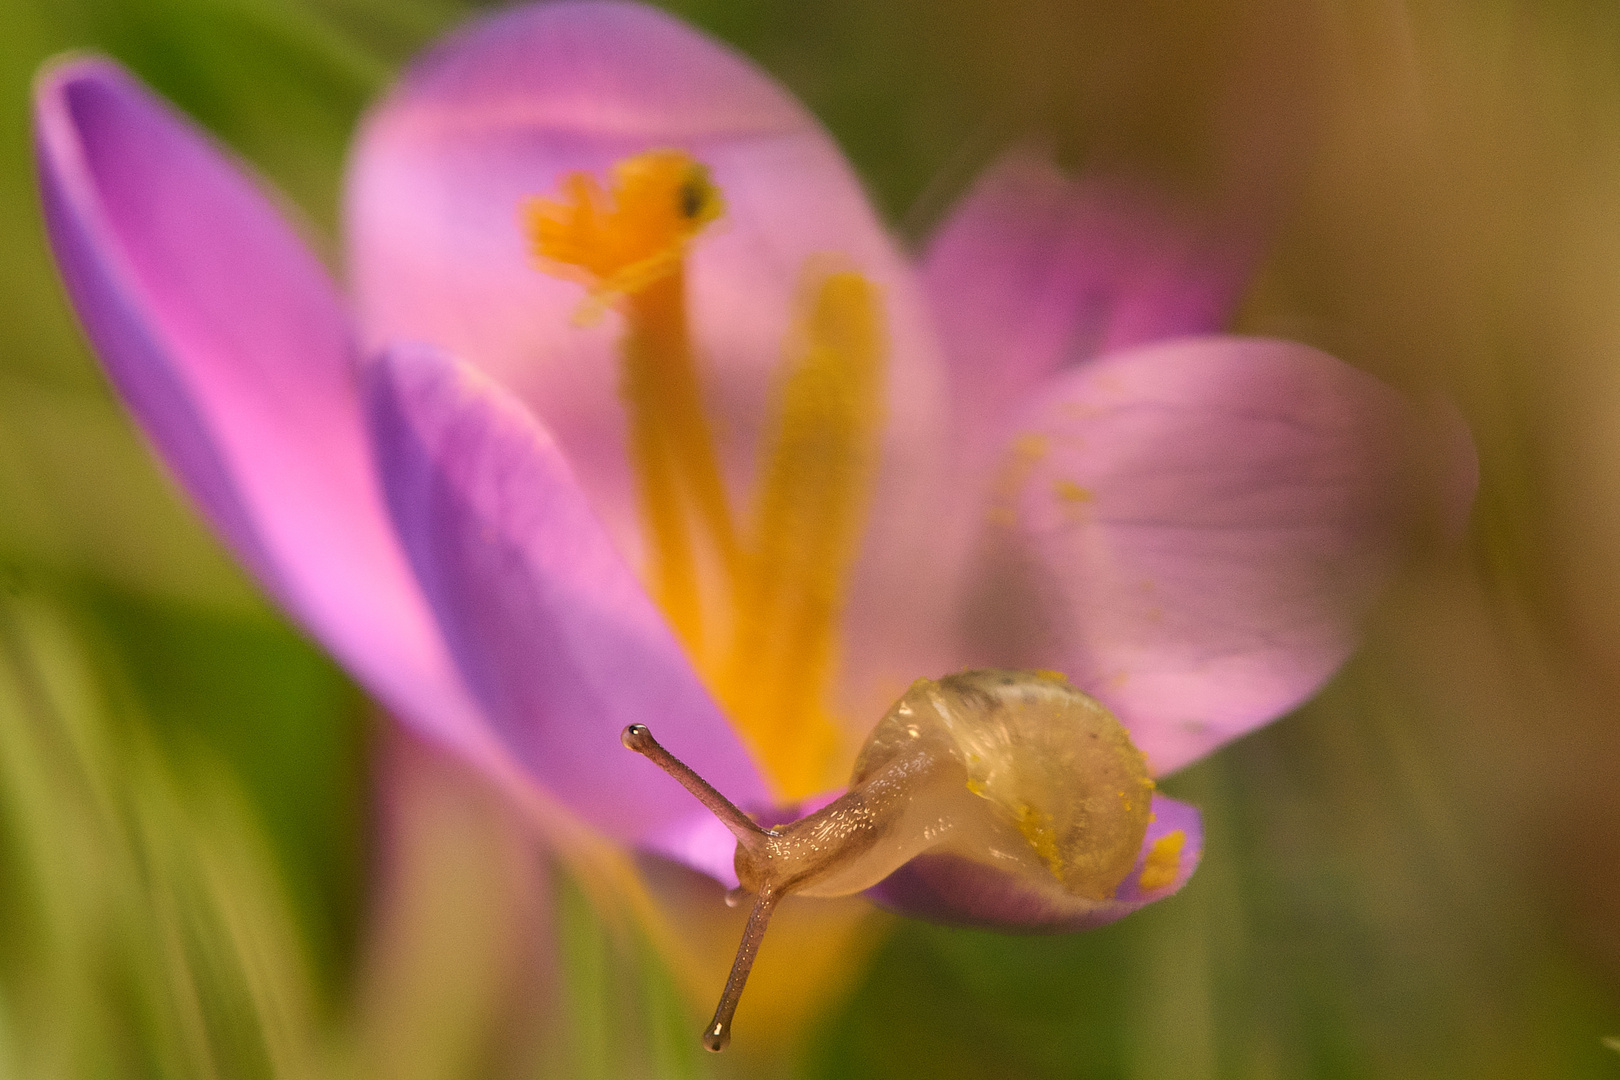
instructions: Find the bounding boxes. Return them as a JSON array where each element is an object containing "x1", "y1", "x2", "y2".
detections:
[{"x1": 854, "y1": 670, "x2": 1154, "y2": 901}]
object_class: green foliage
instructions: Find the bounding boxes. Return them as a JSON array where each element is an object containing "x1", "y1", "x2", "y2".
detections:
[
  {"x1": 0, "y1": 593, "x2": 325, "y2": 1078},
  {"x1": 3, "y1": 0, "x2": 1620, "y2": 1076}
]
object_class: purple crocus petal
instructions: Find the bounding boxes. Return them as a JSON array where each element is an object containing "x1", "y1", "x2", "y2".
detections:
[
  {"x1": 366, "y1": 340, "x2": 771, "y2": 843},
  {"x1": 865, "y1": 793, "x2": 1202, "y2": 931},
  {"x1": 346, "y1": 0, "x2": 948, "y2": 577},
  {"x1": 642, "y1": 810, "x2": 743, "y2": 889},
  {"x1": 960, "y1": 336, "x2": 1419, "y2": 776},
  {"x1": 33, "y1": 58, "x2": 497, "y2": 768},
  {"x1": 922, "y1": 146, "x2": 1259, "y2": 483}
]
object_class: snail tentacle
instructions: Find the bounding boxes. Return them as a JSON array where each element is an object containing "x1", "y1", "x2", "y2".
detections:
[
  {"x1": 621, "y1": 723, "x2": 778, "y2": 850},
  {"x1": 702, "y1": 886, "x2": 779, "y2": 1053}
]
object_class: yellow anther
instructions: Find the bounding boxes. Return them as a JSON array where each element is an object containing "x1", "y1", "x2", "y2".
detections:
[
  {"x1": 1138, "y1": 829, "x2": 1187, "y2": 892},
  {"x1": 525, "y1": 149, "x2": 723, "y2": 316},
  {"x1": 720, "y1": 265, "x2": 887, "y2": 799}
]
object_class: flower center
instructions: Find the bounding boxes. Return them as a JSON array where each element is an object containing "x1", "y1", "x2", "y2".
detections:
[{"x1": 526, "y1": 150, "x2": 887, "y2": 800}]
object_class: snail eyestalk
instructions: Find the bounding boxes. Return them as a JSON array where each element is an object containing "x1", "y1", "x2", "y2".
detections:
[
  {"x1": 703, "y1": 887, "x2": 779, "y2": 1052},
  {"x1": 620, "y1": 724, "x2": 775, "y2": 850}
]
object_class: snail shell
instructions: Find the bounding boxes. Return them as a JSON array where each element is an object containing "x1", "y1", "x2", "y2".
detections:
[
  {"x1": 730, "y1": 669, "x2": 1154, "y2": 902},
  {"x1": 852, "y1": 669, "x2": 1154, "y2": 900}
]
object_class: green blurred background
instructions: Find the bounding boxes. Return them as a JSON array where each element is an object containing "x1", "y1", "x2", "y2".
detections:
[{"x1": 3, "y1": 0, "x2": 1620, "y2": 1076}]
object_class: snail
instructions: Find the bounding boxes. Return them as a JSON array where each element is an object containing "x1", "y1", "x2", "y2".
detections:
[{"x1": 622, "y1": 668, "x2": 1156, "y2": 1052}]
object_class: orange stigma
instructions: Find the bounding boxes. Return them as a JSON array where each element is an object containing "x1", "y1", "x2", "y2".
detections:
[{"x1": 525, "y1": 149, "x2": 724, "y2": 318}]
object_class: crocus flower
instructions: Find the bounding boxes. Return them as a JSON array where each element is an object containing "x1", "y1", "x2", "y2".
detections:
[{"x1": 33, "y1": 0, "x2": 1465, "y2": 1049}]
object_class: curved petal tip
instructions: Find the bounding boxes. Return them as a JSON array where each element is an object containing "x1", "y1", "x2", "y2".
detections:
[
  {"x1": 958, "y1": 335, "x2": 1422, "y2": 775},
  {"x1": 376, "y1": 0, "x2": 806, "y2": 140},
  {"x1": 33, "y1": 54, "x2": 498, "y2": 769}
]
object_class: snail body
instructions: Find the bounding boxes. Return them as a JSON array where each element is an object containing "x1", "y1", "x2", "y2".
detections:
[
  {"x1": 743, "y1": 670, "x2": 1154, "y2": 901},
  {"x1": 623, "y1": 668, "x2": 1156, "y2": 1051}
]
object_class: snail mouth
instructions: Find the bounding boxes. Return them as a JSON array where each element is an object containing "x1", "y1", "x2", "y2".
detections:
[{"x1": 526, "y1": 149, "x2": 890, "y2": 802}]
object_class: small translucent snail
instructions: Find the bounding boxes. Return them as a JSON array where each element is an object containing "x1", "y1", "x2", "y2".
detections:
[{"x1": 622, "y1": 668, "x2": 1155, "y2": 1052}]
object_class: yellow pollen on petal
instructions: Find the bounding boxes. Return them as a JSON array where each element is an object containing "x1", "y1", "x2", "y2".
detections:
[
  {"x1": 1138, "y1": 829, "x2": 1187, "y2": 892},
  {"x1": 985, "y1": 432, "x2": 1050, "y2": 528},
  {"x1": 1012, "y1": 432, "x2": 1050, "y2": 461},
  {"x1": 1053, "y1": 478, "x2": 1092, "y2": 510}
]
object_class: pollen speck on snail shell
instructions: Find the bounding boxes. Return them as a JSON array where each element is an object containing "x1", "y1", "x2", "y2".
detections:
[{"x1": 852, "y1": 669, "x2": 1154, "y2": 901}]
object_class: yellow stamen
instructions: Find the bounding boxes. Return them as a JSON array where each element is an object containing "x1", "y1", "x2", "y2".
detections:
[
  {"x1": 720, "y1": 268, "x2": 886, "y2": 799},
  {"x1": 617, "y1": 302, "x2": 704, "y2": 647},
  {"x1": 618, "y1": 268, "x2": 743, "y2": 651},
  {"x1": 527, "y1": 154, "x2": 884, "y2": 800},
  {"x1": 526, "y1": 150, "x2": 738, "y2": 655}
]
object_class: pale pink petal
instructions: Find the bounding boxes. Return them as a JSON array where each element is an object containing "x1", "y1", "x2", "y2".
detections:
[
  {"x1": 957, "y1": 336, "x2": 1424, "y2": 775},
  {"x1": 366, "y1": 341, "x2": 771, "y2": 842},
  {"x1": 345, "y1": 1, "x2": 947, "y2": 585},
  {"x1": 922, "y1": 146, "x2": 1260, "y2": 483},
  {"x1": 641, "y1": 810, "x2": 743, "y2": 889},
  {"x1": 33, "y1": 57, "x2": 495, "y2": 768},
  {"x1": 864, "y1": 793, "x2": 1202, "y2": 931}
]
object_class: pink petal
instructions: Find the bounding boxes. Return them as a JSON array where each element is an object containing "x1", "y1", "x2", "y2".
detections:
[
  {"x1": 864, "y1": 793, "x2": 1202, "y2": 931},
  {"x1": 959, "y1": 336, "x2": 1425, "y2": 775},
  {"x1": 365, "y1": 341, "x2": 770, "y2": 842},
  {"x1": 345, "y1": 0, "x2": 948, "y2": 594},
  {"x1": 640, "y1": 810, "x2": 743, "y2": 889},
  {"x1": 33, "y1": 57, "x2": 494, "y2": 767},
  {"x1": 922, "y1": 146, "x2": 1261, "y2": 483}
]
